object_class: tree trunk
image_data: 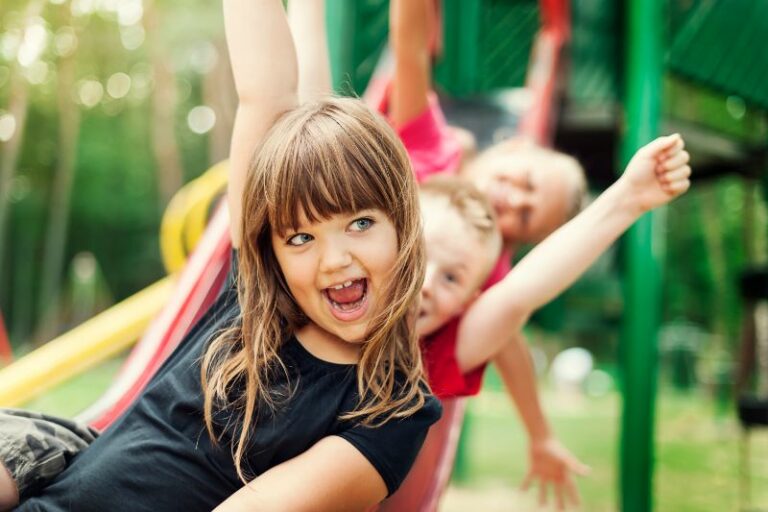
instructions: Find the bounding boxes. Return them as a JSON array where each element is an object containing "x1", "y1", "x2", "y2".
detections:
[
  {"x1": 204, "y1": 37, "x2": 237, "y2": 164},
  {"x1": 0, "y1": 0, "x2": 44, "y2": 332},
  {"x1": 698, "y1": 186, "x2": 729, "y2": 340},
  {"x1": 36, "y1": 46, "x2": 81, "y2": 343},
  {"x1": 144, "y1": 0, "x2": 184, "y2": 208}
]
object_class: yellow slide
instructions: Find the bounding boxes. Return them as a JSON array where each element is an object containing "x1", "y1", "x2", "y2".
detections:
[{"x1": 0, "y1": 279, "x2": 173, "y2": 407}]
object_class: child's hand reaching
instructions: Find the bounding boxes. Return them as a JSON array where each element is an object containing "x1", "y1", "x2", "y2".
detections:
[
  {"x1": 619, "y1": 133, "x2": 691, "y2": 213},
  {"x1": 521, "y1": 437, "x2": 590, "y2": 510}
]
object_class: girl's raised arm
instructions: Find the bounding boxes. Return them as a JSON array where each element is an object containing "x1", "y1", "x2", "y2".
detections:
[
  {"x1": 213, "y1": 436, "x2": 387, "y2": 511},
  {"x1": 288, "y1": 0, "x2": 333, "y2": 103},
  {"x1": 455, "y1": 135, "x2": 691, "y2": 372},
  {"x1": 225, "y1": 0, "x2": 299, "y2": 247}
]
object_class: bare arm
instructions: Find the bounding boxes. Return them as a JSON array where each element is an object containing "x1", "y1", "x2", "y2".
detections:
[
  {"x1": 494, "y1": 336, "x2": 588, "y2": 510},
  {"x1": 288, "y1": 0, "x2": 333, "y2": 103},
  {"x1": 494, "y1": 334, "x2": 551, "y2": 441},
  {"x1": 389, "y1": 0, "x2": 433, "y2": 127},
  {"x1": 456, "y1": 135, "x2": 691, "y2": 371},
  {"x1": 213, "y1": 436, "x2": 387, "y2": 512},
  {"x1": 225, "y1": 0, "x2": 299, "y2": 247}
]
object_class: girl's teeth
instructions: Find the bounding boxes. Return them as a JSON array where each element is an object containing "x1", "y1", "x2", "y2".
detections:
[{"x1": 331, "y1": 280, "x2": 355, "y2": 290}]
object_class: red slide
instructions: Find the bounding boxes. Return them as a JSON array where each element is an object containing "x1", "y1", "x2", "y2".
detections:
[{"x1": 78, "y1": 204, "x2": 233, "y2": 430}]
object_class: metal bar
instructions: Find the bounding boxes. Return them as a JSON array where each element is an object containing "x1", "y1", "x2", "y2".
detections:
[{"x1": 619, "y1": 0, "x2": 663, "y2": 509}]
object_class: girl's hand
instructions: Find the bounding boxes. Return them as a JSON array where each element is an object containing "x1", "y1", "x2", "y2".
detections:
[
  {"x1": 521, "y1": 437, "x2": 591, "y2": 510},
  {"x1": 619, "y1": 134, "x2": 691, "y2": 213}
]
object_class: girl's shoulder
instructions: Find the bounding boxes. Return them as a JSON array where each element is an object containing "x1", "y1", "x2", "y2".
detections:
[{"x1": 335, "y1": 387, "x2": 441, "y2": 496}]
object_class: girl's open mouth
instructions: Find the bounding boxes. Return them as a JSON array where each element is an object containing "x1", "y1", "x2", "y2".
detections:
[{"x1": 323, "y1": 278, "x2": 369, "y2": 322}]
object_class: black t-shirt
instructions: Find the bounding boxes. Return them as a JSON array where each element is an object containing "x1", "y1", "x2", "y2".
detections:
[{"x1": 19, "y1": 257, "x2": 441, "y2": 512}]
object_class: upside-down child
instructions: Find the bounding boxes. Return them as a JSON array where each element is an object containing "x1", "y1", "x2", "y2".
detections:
[{"x1": 0, "y1": 1, "x2": 443, "y2": 510}]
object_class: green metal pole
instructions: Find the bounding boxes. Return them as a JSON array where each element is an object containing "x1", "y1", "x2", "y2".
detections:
[
  {"x1": 619, "y1": 0, "x2": 663, "y2": 510},
  {"x1": 326, "y1": 0, "x2": 356, "y2": 94}
]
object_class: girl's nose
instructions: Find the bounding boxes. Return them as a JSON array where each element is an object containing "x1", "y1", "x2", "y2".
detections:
[{"x1": 319, "y1": 241, "x2": 353, "y2": 273}]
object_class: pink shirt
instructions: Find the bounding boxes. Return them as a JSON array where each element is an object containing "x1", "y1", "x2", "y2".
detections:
[
  {"x1": 372, "y1": 84, "x2": 463, "y2": 180},
  {"x1": 397, "y1": 94, "x2": 463, "y2": 181}
]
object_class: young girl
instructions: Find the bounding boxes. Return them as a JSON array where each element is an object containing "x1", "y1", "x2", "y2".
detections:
[{"x1": 0, "y1": 1, "x2": 440, "y2": 510}]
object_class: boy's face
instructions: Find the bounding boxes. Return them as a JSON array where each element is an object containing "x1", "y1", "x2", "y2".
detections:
[
  {"x1": 472, "y1": 157, "x2": 572, "y2": 245},
  {"x1": 416, "y1": 195, "x2": 494, "y2": 337}
]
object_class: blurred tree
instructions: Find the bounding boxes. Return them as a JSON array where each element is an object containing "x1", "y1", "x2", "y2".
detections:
[
  {"x1": 0, "y1": 1, "x2": 44, "y2": 290},
  {"x1": 37, "y1": 2, "x2": 81, "y2": 343},
  {"x1": 144, "y1": 0, "x2": 183, "y2": 208}
]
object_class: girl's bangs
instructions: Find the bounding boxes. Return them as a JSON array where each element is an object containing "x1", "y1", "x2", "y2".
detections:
[{"x1": 268, "y1": 113, "x2": 399, "y2": 236}]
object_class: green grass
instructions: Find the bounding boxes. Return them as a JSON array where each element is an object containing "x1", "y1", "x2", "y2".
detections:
[
  {"x1": 22, "y1": 354, "x2": 127, "y2": 418},
  {"x1": 448, "y1": 387, "x2": 768, "y2": 511}
]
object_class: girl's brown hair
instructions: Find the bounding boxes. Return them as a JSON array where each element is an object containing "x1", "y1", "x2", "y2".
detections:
[{"x1": 201, "y1": 96, "x2": 427, "y2": 482}]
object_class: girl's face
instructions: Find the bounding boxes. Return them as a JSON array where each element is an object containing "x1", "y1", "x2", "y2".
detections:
[{"x1": 271, "y1": 208, "x2": 399, "y2": 350}]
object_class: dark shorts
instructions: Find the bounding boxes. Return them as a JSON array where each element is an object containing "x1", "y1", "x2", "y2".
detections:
[{"x1": 0, "y1": 409, "x2": 98, "y2": 498}]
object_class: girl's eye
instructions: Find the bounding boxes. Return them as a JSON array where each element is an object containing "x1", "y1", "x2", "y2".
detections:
[
  {"x1": 443, "y1": 272, "x2": 458, "y2": 284},
  {"x1": 350, "y1": 217, "x2": 374, "y2": 232},
  {"x1": 287, "y1": 233, "x2": 313, "y2": 246}
]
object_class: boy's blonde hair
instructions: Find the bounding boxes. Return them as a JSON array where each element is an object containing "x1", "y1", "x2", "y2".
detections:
[
  {"x1": 420, "y1": 176, "x2": 502, "y2": 281},
  {"x1": 201, "y1": 97, "x2": 427, "y2": 482},
  {"x1": 465, "y1": 141, "x2": 588, "y2": 221}
]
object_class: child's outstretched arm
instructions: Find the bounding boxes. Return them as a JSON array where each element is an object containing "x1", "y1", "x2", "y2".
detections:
[
  {"x1": 494, "y1": 335, "x2": 589, "y2": 510},
  {"x1": 288, "y1": 0, "x2": 333, "y2": 103},
  {"x1": 389, "y1": 0, "x2": 433, "y2": 128},
  {"x1": 456, "y1": 134, "x2": 691, "y2": 371},
  {"x1": 225, "y1": 0, "x2": 299, "y2": 248},
  {"x1": 214, "y1": 436, "x2": 387, "y2": 511}
]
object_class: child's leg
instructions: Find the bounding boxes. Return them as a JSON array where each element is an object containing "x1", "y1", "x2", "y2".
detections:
[{"x1": 0, "y1": 409, "x2": 98, "y2": 508}]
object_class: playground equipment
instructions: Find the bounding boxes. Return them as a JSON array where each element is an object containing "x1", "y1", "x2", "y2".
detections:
[
  {"x1": 0, "y1": 310, "x2": 11, "y2": 364},
  {"x1": 0, "y1": 279, "x2": 172, "y2": 407},
  {"x1": 81, "y1": 205, "x2": 230, "y2": 430}
]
